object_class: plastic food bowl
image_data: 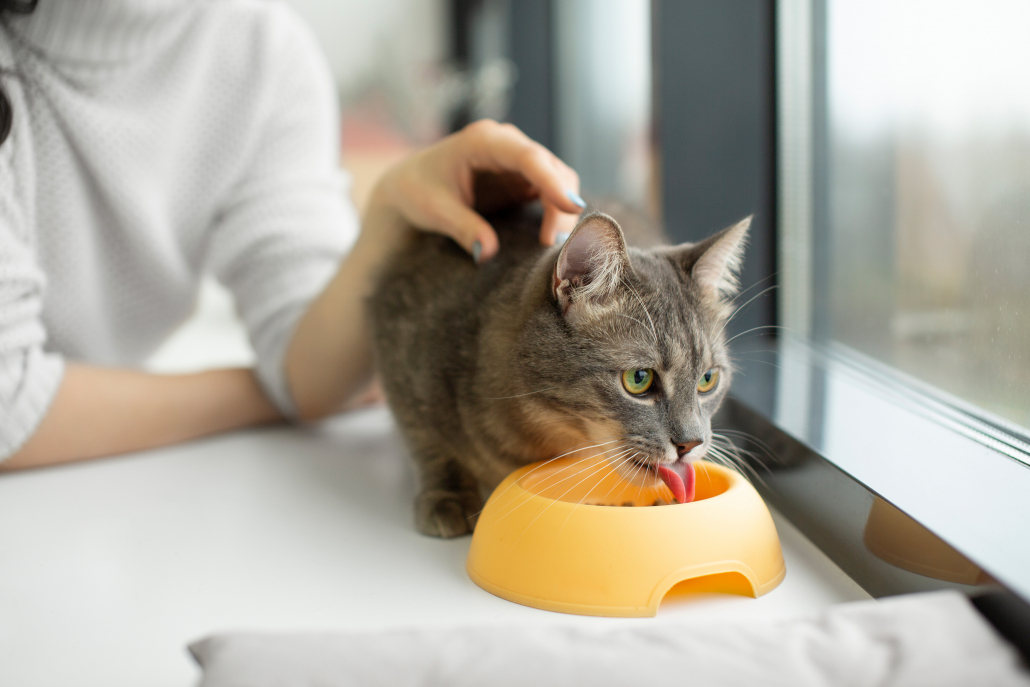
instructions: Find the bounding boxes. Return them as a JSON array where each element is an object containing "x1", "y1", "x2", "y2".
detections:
[{"x1": 466, "y1": 458, "x2": 785, "y2": 617}]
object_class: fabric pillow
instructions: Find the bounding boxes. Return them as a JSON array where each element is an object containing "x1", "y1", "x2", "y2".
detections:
[{"x1": 189, "y1": 591, "x2": 1030, "y2": 687}]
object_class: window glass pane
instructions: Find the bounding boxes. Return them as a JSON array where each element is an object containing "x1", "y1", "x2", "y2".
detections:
[{"x1": 827, "y1": 0, "x2": 1030, "y2": 428}]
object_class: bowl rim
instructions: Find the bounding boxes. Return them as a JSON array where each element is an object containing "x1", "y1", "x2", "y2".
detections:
[{"x1": 505, "y1": 459, "x2": 745, "y2": 510}]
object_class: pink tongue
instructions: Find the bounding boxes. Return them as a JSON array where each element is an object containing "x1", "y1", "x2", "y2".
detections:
[{"x1": 656, "y1": 463, "x2": 696, "y2": 503}]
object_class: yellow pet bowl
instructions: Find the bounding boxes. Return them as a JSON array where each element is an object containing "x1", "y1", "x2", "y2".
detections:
[{"x1": 466, "y1": 458, "x2": 785, "y2": 617}]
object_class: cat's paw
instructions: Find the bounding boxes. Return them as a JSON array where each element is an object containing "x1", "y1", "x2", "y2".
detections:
[{"x1": 415, "y1": 489, "x2": 483, "y2": 538}]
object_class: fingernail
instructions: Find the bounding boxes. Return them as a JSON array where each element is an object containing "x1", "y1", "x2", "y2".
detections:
[
  {"x1": 565, "y1": 189, "x2": 586, "y2": 209},
  {"x1": 471, "y1": 240, "x2": 482, "y2": 264},
  {"x1": 555, "y1": 232, "x2": 570, "y2": 245}
]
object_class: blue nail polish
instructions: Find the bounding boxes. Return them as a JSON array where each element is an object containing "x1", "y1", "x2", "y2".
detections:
[
  {"x1": 471, "y1": 240, "x2": 482, "y2": 264},
  {"x1": 566, "y1": 190, "x2": 586, "y2": 209},
  {"x1": 555, "y1": 232, "x2": 570, "y2": 245}
]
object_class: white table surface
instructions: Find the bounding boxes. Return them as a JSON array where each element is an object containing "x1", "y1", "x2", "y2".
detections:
[{"x1": 0, "y1": 406, "x2": 871, "y2": 687}]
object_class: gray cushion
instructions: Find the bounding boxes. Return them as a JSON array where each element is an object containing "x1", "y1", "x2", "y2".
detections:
[{"x1": 190, "y1": 591, "x2": 1030, "y2": 687}]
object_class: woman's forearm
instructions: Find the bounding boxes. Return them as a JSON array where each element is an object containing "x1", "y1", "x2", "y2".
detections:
[
  {"x1": 285, "y1": 193, "x2": 407, "y2": 421},
  {"x1": 1, "y1": 364, "x2": 281, "y2": 471}
]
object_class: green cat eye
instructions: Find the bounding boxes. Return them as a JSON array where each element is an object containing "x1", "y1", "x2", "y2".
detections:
[
  {"x1": 622, "y1": 368, "x2": 655, "y2": 395},
  {"x1": 697, "y1": 368, "x2": 720, "y2": 394}
]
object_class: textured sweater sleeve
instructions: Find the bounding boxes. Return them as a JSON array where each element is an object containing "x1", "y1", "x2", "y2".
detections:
[
  {"x1": 0, "y1": 80, "x2": 64, "y2": 461},
  {"x1": 205, "y1": 5, "x2": 358, "y2": 417}
]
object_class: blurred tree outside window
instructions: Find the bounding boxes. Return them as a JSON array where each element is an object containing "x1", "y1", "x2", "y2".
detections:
[{"x1": 826, "y1": 0, "x2": 1030, "y2": 429}]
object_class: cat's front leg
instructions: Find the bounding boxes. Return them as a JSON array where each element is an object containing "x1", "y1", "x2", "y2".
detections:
[{"x1": 414, "y1": 456, "x2": 484, "y2": 538}]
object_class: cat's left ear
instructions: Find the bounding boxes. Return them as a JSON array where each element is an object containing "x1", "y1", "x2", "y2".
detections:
[
  {"x1": 669, "y1": 216, "x2": 751, "y2": 299},
  {"x1": 553, "y1": 212, "x2": 630, "y2": 319}
]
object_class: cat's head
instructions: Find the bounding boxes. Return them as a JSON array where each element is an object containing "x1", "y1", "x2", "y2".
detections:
[{"x1": 516, "y1": 211, "x2": 750, "y2": 499}]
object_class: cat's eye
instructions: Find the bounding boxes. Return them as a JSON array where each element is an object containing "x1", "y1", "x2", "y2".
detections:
[
  {"x1": 697, "y1": 368, "x2": 720, "y2": 394},
  {"x1": 622, "y1": 368, "x2": 655, "y2": 395}
]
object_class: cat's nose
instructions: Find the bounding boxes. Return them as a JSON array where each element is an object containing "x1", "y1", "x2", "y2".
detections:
[{"x1": 674, "y1": 440, "x2": 702, "y2": 457}]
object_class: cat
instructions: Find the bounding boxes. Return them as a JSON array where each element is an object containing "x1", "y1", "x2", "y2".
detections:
[{"x1": 369, "y1": 191, "x2": 749, "y2": 538}]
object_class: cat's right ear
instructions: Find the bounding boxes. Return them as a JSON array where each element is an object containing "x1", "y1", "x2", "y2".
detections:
[
  {"x1": 553, "y1": 212, "x2": 629, "y2": 320},
  {"x1": 669, "y1": 216, "x2": 751, "y2": 300}
]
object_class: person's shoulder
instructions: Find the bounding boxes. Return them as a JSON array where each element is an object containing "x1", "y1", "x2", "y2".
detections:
[
  {"x1": 200, "y1": 0, "x2": 323, "y2": 60},
  {"x1": 195, "y1": 0, "x2": 331, "y2": 95}
]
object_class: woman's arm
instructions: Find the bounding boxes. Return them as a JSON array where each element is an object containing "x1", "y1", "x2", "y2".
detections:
[
  {"x1": 1, "y1": 365, "x2": 280, "y2": 471},
  {"x1": 2, "y1": 123, "x2": 578, "y2": 468},
  {"x1": 285, "y1": 120, "x2": 583, "y2": 420}
]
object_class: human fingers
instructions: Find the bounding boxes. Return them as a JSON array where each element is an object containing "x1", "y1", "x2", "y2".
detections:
[
  {"x1": 462, "y1": 121, "x2": 584, "y2": 216},
  {"x1": 382, "y1": 157, "x2": 500, "y2": 262},
  {"x1": 539, "y1": 200, "x2": 581, "y2": 247},
  {"x1": 471, "y1": 170, "x2": 538, "y2": 215},
  {"x1": 467, "y1": 122, "x2": 584, "y2": 246},
  {"x1": 422, "y1": 192, "x2": 500, "y2": 263}
]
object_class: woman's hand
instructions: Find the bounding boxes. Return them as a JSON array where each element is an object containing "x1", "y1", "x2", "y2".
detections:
[
  {"x1": 3, "y1": 127, "x2": 584, "y2": 468},
  {"x1": 286, "y1": 121, "x2": 582, "y2": 421},
  {"x1": 367, "y1": 119, "x2": 585, "y2": 262}
]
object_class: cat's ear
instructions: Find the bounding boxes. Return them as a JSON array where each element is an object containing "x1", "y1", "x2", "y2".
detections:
[
  {"x1": 671, "y1": 216, "x2": 750, "y2": 299},
  {"x1": 552, "y1": 212, "x2": 630, "y2": 318}
]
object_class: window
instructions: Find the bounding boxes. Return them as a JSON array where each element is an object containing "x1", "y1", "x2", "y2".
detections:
[{"x1": 825, "y1": 0, "x2": 1030, "y2": 432}]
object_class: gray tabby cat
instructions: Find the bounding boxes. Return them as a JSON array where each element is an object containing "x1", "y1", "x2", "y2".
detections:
[{"x1": 370, "y1": 196, "x2": 749, "y2": 538}]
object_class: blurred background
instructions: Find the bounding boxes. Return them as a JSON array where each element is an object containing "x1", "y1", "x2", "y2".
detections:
[{"x1": 148, "y1": 0, "x2": 1030, "y2": 434}]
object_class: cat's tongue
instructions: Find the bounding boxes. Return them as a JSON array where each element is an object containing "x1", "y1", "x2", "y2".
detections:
[{"x1": 656, "y1": 462, "x2": 696, "y2": 504}]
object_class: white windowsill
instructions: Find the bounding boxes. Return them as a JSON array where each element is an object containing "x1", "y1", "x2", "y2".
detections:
[{"x1": 0, "y1": 406, "x2": 870, "y2": 687}]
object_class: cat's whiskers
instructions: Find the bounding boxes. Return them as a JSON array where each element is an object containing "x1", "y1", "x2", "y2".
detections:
[
  {"x1": 593, "y1": 451, "x2": 641, "y2": 506},
  {"x1": 556, "y1": 451, "x2": 639, "y2": 535},
  {"x1": 722, "y1": 324, "x2": 789, "y2": 347},
  {"x1": 613, "y1": 313, "x2": 656, "y2": 339},
  {"x1": 517, "y1": 445, "x2": 632, "y2": 495},
  {"x1": 482, "y1": 387, "x2": 557, "y2": 401},
  {"x1": 630, "y1": 453, "x2": 649, "y2": 505},
  {"x1": 714, "y1": 283, "x2": 779, "y2": 341},
  {"x1": 706, "y1": 440, "x2": 770, "y2": 489},
  {"x1": 730, "y1": 272, "x2": 779, "y2": 304},
  {"x1": 730, "y1": 355, "x2": 782, "y2": 371},
  {"x1": 710, "y1": 438, "x2": 773, "y2": 484},
  {"x1": 490, "y1": 445, "x2": 633, "y2": 524},
  {"x1": 712, "y1": 429, "x2": 777, "y2": 464},
  {"x1": 622, "y1": 279, "x2": 660, "y2": 345},
  {"x1": 507, "y1": 449, "x2": 637, "y2": 552},
  {"x1": 624, "y1": 451, "x2": 646, "y2": 481},
  {"x1": 697, "y1": 460, "x2": 714, "y2": 491},
  {"x1": 712, "y1": 434, "x2": 770, "y2": 461},
  {"x1": 714, "y1": 278, "x2": 778, "y2": 338},
  {"x1": 702, "y1": 446, "x2": 735, "y2": 478},
  {"x1": 471, "y1": 436, "x2": 628, "y2": 517},
  {"x1": 603, "y1": 445, "x2": 648, "y2": 490}
]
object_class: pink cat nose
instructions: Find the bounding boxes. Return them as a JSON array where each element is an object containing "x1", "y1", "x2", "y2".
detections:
[{"x1": 674, "y1": 440, "x2": 702, "y2": 457}]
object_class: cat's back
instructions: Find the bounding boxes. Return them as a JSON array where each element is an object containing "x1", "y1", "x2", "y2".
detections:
[
  {"x1": 371, "y1": 204, "x2": 543, "y2": 327},
  {"x1": 369, "y1": 204, "x2": 546, "y2": 418}
]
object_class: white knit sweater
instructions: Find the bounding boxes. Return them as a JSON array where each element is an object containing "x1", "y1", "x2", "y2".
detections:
[{"x1": 0, "y1": 0, "x2": 358, "y2": 459}]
